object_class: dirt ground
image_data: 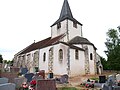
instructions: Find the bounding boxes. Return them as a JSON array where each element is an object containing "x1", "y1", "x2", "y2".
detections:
[
  {"x1": 57, "y1": 71, "x2": 117, "y2": 90},
  {"x1": 56, "y1": 74, "x2": 100, "y2": 90}
]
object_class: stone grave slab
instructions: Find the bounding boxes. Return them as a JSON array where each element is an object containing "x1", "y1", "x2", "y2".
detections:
[
  {"x1": 107, "y1": 75, "x2": 116, "y2": 85},
  {"x1": 0, "y1": 77, "x2": 8, "y2": 84},
  {"x1": 36, "y1": 79, "x2": 56, "y2": 90},
  {"x1": 14, "y1": 77, "x2": 27, "y2": 88},
  {"x1": 60, "y1": 74, "x2": 68, "y2": 83},
  {"x1": 25, "y1": 73, "x2": 34, "y2": 82},
  {"x1": 113, "y1": 86, "x2": 120, "y2": 90},
  {"x1": 102, "y1": 83, "x2": 109, "y2": 90},
  {"x1": 116, "y1": 74, "x2": 120, "y2": 82},
  {"x1": 38, "y1": 70, "x2": 45, "y2": 79},
  {"x1": 10, "y1": 67, "x2": 20, "y2": 73},
  {"x1": 20, "y1": 68, "x2": 28, "y2": 75},
  {"x1": 32, "y1": 74, "x2": 43, "y2": 80},
  {"x1": 0, "y1": 83, "x2": 15, "y2": 90}
]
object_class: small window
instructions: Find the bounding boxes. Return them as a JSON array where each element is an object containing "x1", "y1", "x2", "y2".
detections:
[
  {"x1": 57, "y1": 22, "x2": 61, "y2": 29},
  {"x1": 75, "y1": 49, "x2": 79, "y2": 59},
  {"x1": 90, "y1": 53, "x2": 93, "y2": 60},
  {"x1": 59, "y1": 49, "x2": 63, "y2": 61},
  {"x1": 73, "y1": 21, "x2": 77, "y2": 28},
  {"x1": 43, "y1": 53, "x2": 46, "y2": 62}
]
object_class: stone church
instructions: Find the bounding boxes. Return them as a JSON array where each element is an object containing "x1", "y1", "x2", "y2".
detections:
[{"x1": 13, "y1": 0, "x2": 103, "y2": 77}]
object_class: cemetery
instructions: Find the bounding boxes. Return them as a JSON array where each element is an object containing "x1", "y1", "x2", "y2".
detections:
[{"x1": 0, "y1": 62, "x2": 120, "y2": 90}]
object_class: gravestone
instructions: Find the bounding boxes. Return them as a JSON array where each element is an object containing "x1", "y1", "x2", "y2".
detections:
[
  {"x1": 0, "y1": 83, "x2": 15, "y2": 90},
  {"x1": 48, "y1": 73, "x2": 53, "y2": 79},
  {"x1": 0, "y1": 77, "x2": 8, "y2": 84},
  {"x1": 60, "y1": 74, "x2": 69, "y2": 83},
  {"x1": 20, "y1": 68, "x2": 28, "y2": 75},
  {"x1": 10, "y1": 67, "x2": 20, "y2": 73},
  {"x1": 108, "y1": 79, "x2": 113, "y2": 90},
  {"x1": 99, "y1": 75, "x2": 106, "y2": 83},
  {"x1": 102, "y1": 83, "x2": 109, "y2": 90},
  {"x1": 113, "y1": 86, "x2": 120, "y2": 90},
  {"x1": 107, "y1": 75, "x2": 116, "y2": 85},
  {"x1": 0, "y1": 63, "x2": 2, "y2": 70},
  {"x1": 14, "y1": 77, "x2": 27, "y2": 88},
  {"x1": 38, "y1": 70, "x2": 45, "y2": 79},
  {"x1": 36, "y1": 79, "x2": 56, "y2": 90},
  {"x1": 24, "y1": 73, "x2": 34, "y2": 82},
  {"x1": 116, "y1": 74, "x2": 120, "y2": 82},
  {"x1": 32, "y1": 74, "x2": 43, "y2": 80}
]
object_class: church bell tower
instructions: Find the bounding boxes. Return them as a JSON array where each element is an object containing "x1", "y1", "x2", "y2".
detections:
[{"x1": 51, "y1": 0, "x2": 83, "y2": 42}]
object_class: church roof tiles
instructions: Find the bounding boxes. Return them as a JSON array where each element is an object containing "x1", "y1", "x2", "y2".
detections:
[
  {"x1": 19, "y1": 34, "x2": 64, "y2": 55},
  {"x1": 68, "y1": 36, "x2": 97, "y2": 50}
]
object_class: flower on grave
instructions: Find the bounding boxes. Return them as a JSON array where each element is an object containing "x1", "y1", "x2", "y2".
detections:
[
  {"x1": 22, "y1": 82, "x2": 28, "y2": 89},
  {"x1": 30, "y1": 80, "x2": 36, "y2": 86},
  {"x1": 29, "y1": 85, "x2": 35, "y2": 90}
]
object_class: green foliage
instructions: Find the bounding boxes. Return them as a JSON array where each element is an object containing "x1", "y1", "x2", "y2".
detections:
[
  {"x1": 7, "y1": 60, "x2": 13, "y2": 66},
  {"x1": 0, "y1": 54, "x2": 3, "y2": 63},
  {"x1": 58, "y1": 87, "x2": 77, "y2": 90},
  {"x1": 105, "y1": 28, "x2": 120, "y2": 70},
  {"x1": 100, "y1": 57, "x2": 108, "y2": 70}
]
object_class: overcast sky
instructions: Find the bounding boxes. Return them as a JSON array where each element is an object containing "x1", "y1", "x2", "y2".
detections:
[{"x1": 0, "y1": 0, "x2": 120, "y2": 60}]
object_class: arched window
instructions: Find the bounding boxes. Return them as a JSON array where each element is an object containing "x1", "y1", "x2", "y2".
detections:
[
  {"x1": 90, "y1": 53, "x2": 93, "y2": 60},
  {"x1": 59, "y1": 49, "x2": 63, "y2": 61},
  {"x1": 57, "y1": 22, "x2": 61, "y2": 29},
  {"x1": 75, "y1": 49, "x2": 79, "y2": 59},
  {"x1": 73, "y1": 21, "x2": 77, "y2": 28},
  {"x1": 43, "y1": 53, "x2": 46, "y2": 62}
]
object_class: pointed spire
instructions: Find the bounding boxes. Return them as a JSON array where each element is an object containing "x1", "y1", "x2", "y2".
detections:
[
  {"x1": 51, "y1": 0, "x2": 82, "y2": 26},
  {"x1": 59, "y1": 0, "x2": 73, "y2": 19}
]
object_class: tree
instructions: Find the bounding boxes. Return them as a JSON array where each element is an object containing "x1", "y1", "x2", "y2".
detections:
[
  {"x1": 100, "y1": 56, "x2": 108, "y2": 70},
  {"x1": 0, "y1": 54, "x2": 3, "y2": 63},
  {"x1": 105, "y1": 29, "x2": 120, "y2": 70}
]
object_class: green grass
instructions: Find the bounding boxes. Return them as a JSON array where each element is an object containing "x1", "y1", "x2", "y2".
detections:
[
  {"x1": 90, "y1": 77, "x2": 99, "y2": 81},
  {"x1": 58, "y1": 87, "x2": 78, "y2": 90}
]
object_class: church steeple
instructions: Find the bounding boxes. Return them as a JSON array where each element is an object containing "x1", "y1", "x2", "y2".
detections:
[
  {"x1": 59, "y1": 0, "x2": 73, "y2": 19},
  {"x1": 51, "y1": 0, "x2": 82, "y2": 27}
]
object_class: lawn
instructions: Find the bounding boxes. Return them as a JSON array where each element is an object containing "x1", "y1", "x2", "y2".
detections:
[{"x1": 58, "y1": 87, "x2": 78, "y2": 90}]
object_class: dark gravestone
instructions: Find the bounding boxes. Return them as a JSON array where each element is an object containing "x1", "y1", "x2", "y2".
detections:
[
  {"x1": 24, "y1": 73, "x2": 34, "y2": 82},
  {"x1": 60, "y1": 74, "x2": 68, "y2": 84},
  {"x1": 20, "y1": 68, "x2": 28, "y2": 75},
  {"x1": 48, "y1": 73, "x2": 53, "y2": 79},
  {"x1": 99, "y1": 75, "x2": 106, "y2": 83},
  {"x1": 36, "y1": 79, "x2": 56, "y2": 90}
]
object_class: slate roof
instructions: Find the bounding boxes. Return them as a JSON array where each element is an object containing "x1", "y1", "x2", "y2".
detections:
[
  {"x1": 68, "y1": 36, "x2": 97, "y2": 50},
  {"x1": 17, "y1": 34, "x2": 86, "y2": 55},
  {"x1": 51, "y1": 0, "x2": 82, "y2": 26},
  {"x1": 60, "y1": 42, "x2": 84, "y2": 51},
  {"x1": 19, "y1": 34, "x2": 64, "y2": 55}
]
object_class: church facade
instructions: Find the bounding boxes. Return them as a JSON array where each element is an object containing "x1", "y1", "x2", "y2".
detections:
[{"x1": 13, "y1": 0, "x2": 103, "y2": 77}]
